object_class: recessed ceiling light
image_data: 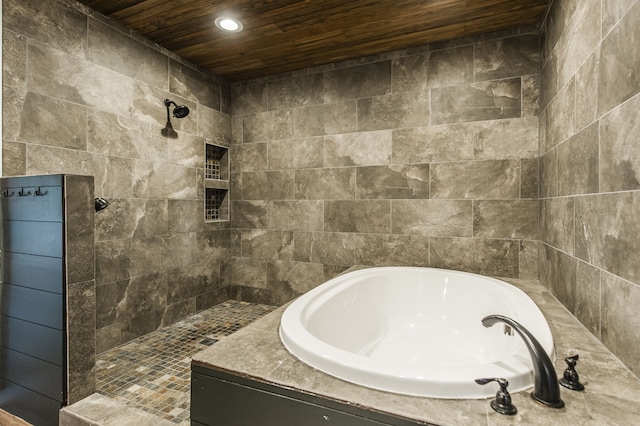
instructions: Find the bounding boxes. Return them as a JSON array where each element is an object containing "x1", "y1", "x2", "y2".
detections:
[{"x1": 215, "y1": 17, "x2": 243, "y2": 32}]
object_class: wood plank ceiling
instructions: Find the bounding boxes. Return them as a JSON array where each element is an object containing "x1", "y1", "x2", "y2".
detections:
[{"x1": 77, "y1": 0, "x2": 549, "y2": 82}]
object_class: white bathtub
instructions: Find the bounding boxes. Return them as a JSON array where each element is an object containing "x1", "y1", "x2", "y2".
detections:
[{"x1": 279, "y1": 267, "x2": 555, "y2": 398}]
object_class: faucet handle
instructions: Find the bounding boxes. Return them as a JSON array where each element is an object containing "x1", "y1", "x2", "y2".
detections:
[
  {"x1": 475, "y1": 377, "x2": 517, "y2": 415},
  {"x1": 559, "y1": 354, "x2": 585, "y2": 391}
]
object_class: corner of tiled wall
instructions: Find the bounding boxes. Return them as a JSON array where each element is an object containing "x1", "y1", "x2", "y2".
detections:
[{"x1": 540, "y1": 0, "x2": 640, "y2": 376}]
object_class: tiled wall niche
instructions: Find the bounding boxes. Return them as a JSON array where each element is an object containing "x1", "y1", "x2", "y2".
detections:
[
  {"x1": 2, "y1": 0, "x2": 232, "y2": 352},
  {"x1": 540, "y1": 0, "x2": 640, "y2": 377},
  {"x1": 229, "y1": 28, "x2": 541, "y2": 305},
  {"x1": 204, "y1": 143, "x2": 230, "y2": 222}
]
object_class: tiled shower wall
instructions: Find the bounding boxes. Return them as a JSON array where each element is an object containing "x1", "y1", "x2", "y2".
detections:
[
  {"x1": 2, "y1": 0, "x2": 232, "y2": 352},
  {"x1": 229, "y1": 29, "x2": 541, "y2": 304},
  {"x1": 540, "y1": 0, "x2": 640, "y2": 376}
]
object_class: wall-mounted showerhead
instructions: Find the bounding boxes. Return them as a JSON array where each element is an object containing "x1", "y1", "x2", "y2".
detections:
[
  {"x1": 164, "y1": 99, "x2": 190, "y2": 118},
  {"x1": 162, "y1": 99, "x2": 190, "y2": 138}
]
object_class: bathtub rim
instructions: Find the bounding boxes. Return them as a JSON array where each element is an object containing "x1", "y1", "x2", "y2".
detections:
[{"x1": 279, "y1": 266, "x2": 555, "y2": 399}]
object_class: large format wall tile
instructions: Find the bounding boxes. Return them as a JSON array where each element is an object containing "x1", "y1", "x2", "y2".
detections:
[
  {"x1": 473, "y1": 200, "x2": 538, "y2": 239},
  {"x1": 3, "y1": 0, "x2": 87, "y2": 57},
  {"x1": 266, "y1": 261, "x2": 325, "y2": 295},
  {"x1": 3, "y1": 29, "x2": 27, "y2": 89},
  {"x1": 355, "y1": 234, "x2": 429, "y2": 267},
  {"x1": 231, "y1": 201, "x2": 268, "y2": 229},
  {"x1": 242, "y1": 171, "x2": 295, "y2": 201},
  {"x1": 431, "y1": 78, "x2": 521, "y2": 124},
  {"x1": 430, "y1": 160, "x2": 520, "y2": 199},
  {"x1": 88, "y1": 110, "x2": 159, "y2": 160},
  {"x1": 241, "y1": 230, "x2": 294, "y2": 261},
  {"x1": 325, "y1": 61, "x2": 391, "y2": 102},
  {"x1": 324, "y1": 131, "x2": 392, "y2": 167},
  {"x1": 557, "y1": 122, "x2": 599, "y2": 196},
  {"x1": 267, "y1": 73, "x2": 324, "y2": 110},
  {"x1": 474, "y1": 35, "x2": 540, "y2": 81},
  {"x1": 28, "y1": 44, "x2": 135, "y2": 117},
  {"x1": 294, "y1": 102, "x2": 357, "y2": 137},
  {"x1": 575, "y1": 193, "x2": 640, "y2": 284},
  {"x1": 575, "y1": 260, "x2": 601, "y2": 337},
  {"x1": 540, "y1": 197, "x2": 574, "y2": 255},
  {"x1": 427, "y1": 45, "x2": 474, "y2": 88},
  {"x1": 391, "y1": 200, "x2": 472, "y2": 237},
  {"x1": 357, "y1": 91, "x2": 430, "y2": 131},
  {"x1": 430, "y1": 238, "x2": 520, "y2": 277},
  {"x1": 601, "y1": 272, "x2": 640, "y2": 375},
  {"x1": 132, "y1": 160, "x2": 196, "y2": 199},
  {"x1": 597, "y1": 0, "x2": 640, "y2": 116},
  {"x1": 169, "y1": 60, "x2": 222, "y2": 111},
  {"x1": 356, "y1": 164, "x2": 430, "y2": 199},
  {"x1": 392, "y1": 53, "x2": 429, "y2": 93},
  {"x1": 473, "y1": 117, "x2": 539, "y2": 159},
  {"x1": 19, "y1": 92, "x2": 87, "y2": 150},
  {"x1": 295, "y1": 168, "x2": 355, "y2": 200},
  {"x1": 267, "y1": 201, "x2": 323, "y2": 232},
  {"x1": 324, "y1": 200, "x2": 391, "y2": 234},
  {"x1": 392, "y1": 124, "x2": 474, "y2": 163},
  {"x1": 2, "y1": 141, "x2": 26, "y2": 176},
  {"x1": 243, "y1": 110, "x2": 293, "y2": 143},
  {"x1": 293, "y1": 232, "x2": 357, "y2": 266},
  {"x1": 88, "y1": 19, "x2": 168, "y2": 89},
  {"x1": 599, "y1": 93, "x2": 640, "y2": 192},
  {"x1": 2, "y1": 85, "x2": 26, "y2": 142},
  {"x1": 232, "y1": 82, "x2": 268, "y2": 115},
  {"x1": 268, "y1": 137, "x2": 324, "y2": 170}
]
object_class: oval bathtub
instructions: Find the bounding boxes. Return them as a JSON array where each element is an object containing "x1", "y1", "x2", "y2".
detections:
[{"x1": 279, "y1": 267, "x2": 554, "y2": 398}]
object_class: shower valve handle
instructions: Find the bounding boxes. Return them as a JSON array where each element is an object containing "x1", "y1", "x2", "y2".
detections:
[{"x1": 475, "y1": 377, "x2": 517, "y2": 415}]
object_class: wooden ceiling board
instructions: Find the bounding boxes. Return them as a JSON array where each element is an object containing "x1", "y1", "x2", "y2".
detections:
[{"x1": 77, "y1": 0, "x2": 549, "y2": 82}]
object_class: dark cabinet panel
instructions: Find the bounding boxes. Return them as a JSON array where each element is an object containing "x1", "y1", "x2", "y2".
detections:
[
  {"x1": 0, "y1": 185, "x2": 63, "y2": 222},
  {"x1": 0, "y1": 377, "x2": 61, "y2": 426},
  {"x1": 1, "y1": 252, "x2": 64, "y2": 294},
  {"x1": 0, "y1": 283, "x2": 63, "y2": 330},
  {"x1": 191, "y1": 368, "x2": 423, "y2": 426},
  {"x1": 0, "y1": 348, "x2": 64, "y2": 401},
  {"x1": 0, "y1": 174, "x2": 88, "y2": 425},
  {"x1": 0, "y1": 315, "x2": 64, "y2": 365},
  {"x1": 1, "y1": 220, "x2": 63, "y2": 258}
]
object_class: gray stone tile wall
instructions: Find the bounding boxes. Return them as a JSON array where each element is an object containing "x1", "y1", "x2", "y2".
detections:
[
  {"x1": 540, "y1": 0, "x2": 640, "y2": 377},
  {"x1": 2, "y1": 0, "x2": 232, "y2": 352},
  {"x1": 230, "y1": 29, "x2": 541, "y2": 305}
]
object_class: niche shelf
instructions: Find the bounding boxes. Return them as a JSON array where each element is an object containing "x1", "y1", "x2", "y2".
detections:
[
  {"x1": 205, "y1": 188, "x2": 228, "y2": 221},
  {"x1": 205, "y1": 144, "x2": 229, "y2": 180},
  {"x1": 204, "y1": 143, "x2": 229, "y2": 222}
]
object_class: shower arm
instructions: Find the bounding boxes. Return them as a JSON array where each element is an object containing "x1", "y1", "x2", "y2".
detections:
[{"x1": 164, "y1": 99, "x2": 175, "y2": 123}]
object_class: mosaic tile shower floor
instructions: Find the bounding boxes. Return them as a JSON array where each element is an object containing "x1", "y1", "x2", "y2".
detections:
[{"x1": 96, "y1": 300, "x2": 276, "y2": 424}]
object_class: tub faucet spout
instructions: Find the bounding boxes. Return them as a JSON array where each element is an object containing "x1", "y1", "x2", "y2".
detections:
[{"x1": 482, "y1": 314, "x2": 564, "y2": 408}]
